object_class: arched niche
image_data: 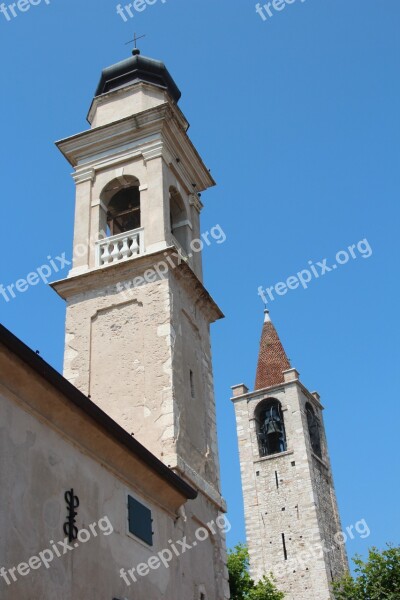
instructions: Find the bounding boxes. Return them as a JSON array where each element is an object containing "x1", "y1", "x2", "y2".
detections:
[
  {"x1": 306, "y1": 402, "x2": 322, "y2": 458},
  {"x1": 100, "y1": 176, "x2": 141, "y2": 236},
  {"x1": 255, "y1": 398, "x2": 287, "y2": 457},
  {"x1": 169, "y1": 186, "x2": 190, "y2": 254}
]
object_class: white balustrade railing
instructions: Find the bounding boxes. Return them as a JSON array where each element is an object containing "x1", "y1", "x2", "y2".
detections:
[{"x1": 95, "y1": 228, "x2": 144, "y2": 266}]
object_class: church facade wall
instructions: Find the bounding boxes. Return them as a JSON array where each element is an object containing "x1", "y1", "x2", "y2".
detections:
[{"x1": 0, "y1": 350, "x2": 227, "y2": 600}]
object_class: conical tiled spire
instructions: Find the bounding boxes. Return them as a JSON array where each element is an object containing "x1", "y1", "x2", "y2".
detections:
[{"x1": 255, "y1": 310, "x2": 291, "y2": 390}]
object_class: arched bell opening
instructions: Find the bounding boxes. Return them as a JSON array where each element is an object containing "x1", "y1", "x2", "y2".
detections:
[
  {"x1": 169, "y1": 187, "x2": 190, "y2": 254},
  {"x1": 255, "y1": 398, "x2": 287, "y2": 458},
  {"x1": 100, "y1": 176, "x2": 141, "y2": 237},
  {"x1": 306, "y1": 403, "x2": 322, "y2": 458}
]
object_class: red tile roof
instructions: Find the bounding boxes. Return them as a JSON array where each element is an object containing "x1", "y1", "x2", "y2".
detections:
[{"x1": 255, "y1": 311, "x2": 291, "y2": 390}]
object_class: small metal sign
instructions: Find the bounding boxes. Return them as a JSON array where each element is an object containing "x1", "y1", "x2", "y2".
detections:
[{"x1": 63, "y1": 489, "x2": 79, "y2": 543}]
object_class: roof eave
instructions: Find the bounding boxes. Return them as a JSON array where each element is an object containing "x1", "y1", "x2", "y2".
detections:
[{"x1": 0, "y1": 324, "x2": 197, "y2": 501}]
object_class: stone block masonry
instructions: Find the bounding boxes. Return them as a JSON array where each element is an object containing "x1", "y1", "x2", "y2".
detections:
[{"x1": 232, "y1": 377, "x2": 348, "y2": 599}]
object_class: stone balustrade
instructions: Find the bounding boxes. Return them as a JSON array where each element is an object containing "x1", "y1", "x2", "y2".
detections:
[{"x1": 96, "y1": 228, "x2": 144, "y2": 266}]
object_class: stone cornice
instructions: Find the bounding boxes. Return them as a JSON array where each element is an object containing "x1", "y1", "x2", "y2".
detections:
[
  {"x1": 299, "y1": 384, "x2": 325, "y2": 411},
  {"x1": 230, "y1": 379, "x2": 325, "y2": 410},
  {"x1": 172, "y1": 260, "x2": 224, "y2": 324},
  {"x1": 51, "y1": 246, "x2": 223, "y2": 324},
  {"x1": 72, "y1": 168, "x2": 95, "y2": 184},
  {"x1": 253, "y1": 449, "x2": 295, "y2": 464},
  {"x1": 56, "y1": 102, "x2": 215, "y2": 193},
  {"x1": 173, "y1": 457, "x2": 227, "y2": 513},
  {"x1": 189, "y1": 193, "x2": 204, "y2": 213}
]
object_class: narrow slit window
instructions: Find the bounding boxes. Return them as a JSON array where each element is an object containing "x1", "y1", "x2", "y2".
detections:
[
  {"x1": 190, "y1": 370, "x2": 195, "y2": 398},
  {"x1": 281, "y1": 533, "x2": 288, "y2": 560},
  {"x1": 275, "y1": 471, "x2": 279, "y2": 489}
]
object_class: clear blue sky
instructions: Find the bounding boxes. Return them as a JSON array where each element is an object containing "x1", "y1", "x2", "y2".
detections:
[{"x1": 0, "y1": 0, "x2": 399, "y2": 566}]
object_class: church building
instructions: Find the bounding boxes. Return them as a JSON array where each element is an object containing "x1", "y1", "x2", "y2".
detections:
[
  {"x1": 1, "y1": 43, "x2": 350, "y2": 600},
  {"x1": 231, "y1": 310, "x2": 348, "y2": 599},
  {"x1": 0, "y1": 48, "x2": 230, "y2": 600}
]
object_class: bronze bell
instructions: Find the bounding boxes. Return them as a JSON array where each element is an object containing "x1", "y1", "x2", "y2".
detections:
[{"x1": 266, "y1": 419, "x2": 281, "y2": 437}]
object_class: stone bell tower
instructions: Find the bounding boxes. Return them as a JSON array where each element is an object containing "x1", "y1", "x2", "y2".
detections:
[
  {"x1": 231, "y1": 310, "x2": 348, "y2": 599},
  {"x1": 52, "y1": 48, "x2": 229, "y2": 600}
]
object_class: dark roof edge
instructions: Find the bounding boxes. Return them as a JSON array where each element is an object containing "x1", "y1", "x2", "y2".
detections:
[{"x1": 0, "y1": 323, "x2": 197, "y2": 501}]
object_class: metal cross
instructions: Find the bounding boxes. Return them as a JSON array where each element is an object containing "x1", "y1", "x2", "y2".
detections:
[{"x1": 125, "y1": 32, "x2": 146, "y2": 50}]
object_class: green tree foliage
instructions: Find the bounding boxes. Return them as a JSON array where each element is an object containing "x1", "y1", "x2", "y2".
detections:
[
  {"x1": 332, "y1": 546, "x2": 400, "y2": 600},
  {"x1": 227, "y1": 544, "x2": 285, "y2": 600}
]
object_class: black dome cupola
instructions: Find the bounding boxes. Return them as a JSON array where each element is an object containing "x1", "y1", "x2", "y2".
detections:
[{"x1": 94, "y1": 50, "x2": 181, "y2": 103}]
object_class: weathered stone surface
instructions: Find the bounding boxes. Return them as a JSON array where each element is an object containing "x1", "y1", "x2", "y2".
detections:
[{"x1": 232, "y1": 378, "x2": 348, "y2": 600}]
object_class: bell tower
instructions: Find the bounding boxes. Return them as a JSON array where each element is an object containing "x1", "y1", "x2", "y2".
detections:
[
  {"x1": 231, "y1": 310, "x2": 348, "y2": 599},
  {"x1": 52, "y1": 48, "x2": 229, "y2": 599}
]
